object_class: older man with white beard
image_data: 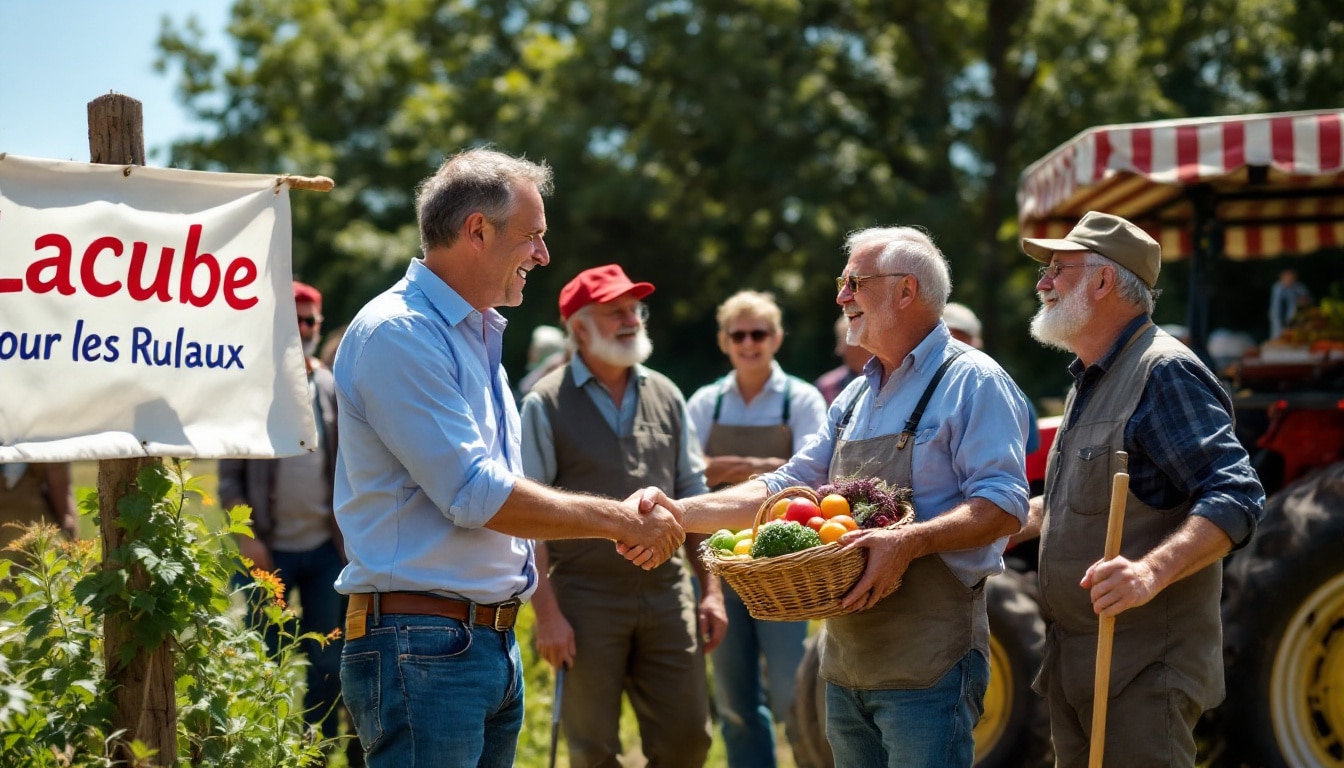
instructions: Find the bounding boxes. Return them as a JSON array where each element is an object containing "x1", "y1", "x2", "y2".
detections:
[
  {"x1": 519, "y1": 264, "x2": 722, "y2": 768},
  {"x1": 1012, "y1": 211, "x2": 1263, "y2": 768}
]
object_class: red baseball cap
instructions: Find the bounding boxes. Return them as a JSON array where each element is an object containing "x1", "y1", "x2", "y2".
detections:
[
  {"x1": 293, "y1": 280, "x2": 322, "y2": 308},
  {"x1": 558, "y1": 264, "x2": 655, "y2": 321}
]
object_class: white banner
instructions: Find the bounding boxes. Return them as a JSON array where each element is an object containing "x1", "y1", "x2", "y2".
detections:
[{"x1": 0, "y1": 154, "x2": 315, "y2": 462}]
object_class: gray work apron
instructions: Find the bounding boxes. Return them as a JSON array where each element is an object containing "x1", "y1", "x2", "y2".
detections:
[
  {"x1": 704, "y1": 374, "x2": 794, "y2": 486},
  {"x1": 819, "y1": 353, "x2": 990, "y2": 689}
]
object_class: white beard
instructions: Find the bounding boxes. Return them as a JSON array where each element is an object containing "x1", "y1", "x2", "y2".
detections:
[
  {"x1": 1030, "y1": 282, "x2": 1093, "y2": 353},
  {"x1": 582, "y1": 318, "x2": 653, "y2": 368},
  {"x1": 303, "y1": 336, "x2": 320, "y2": 358}
]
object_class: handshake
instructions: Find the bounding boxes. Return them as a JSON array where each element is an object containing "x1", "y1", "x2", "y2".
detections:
[{"x1": 617, "y1": 487, "x2": 689, "y2": 570}]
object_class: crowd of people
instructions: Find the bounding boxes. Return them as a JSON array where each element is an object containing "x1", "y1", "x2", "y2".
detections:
[{"x1": 3, "y1": 146, "x2": 1269, "y2": 768}]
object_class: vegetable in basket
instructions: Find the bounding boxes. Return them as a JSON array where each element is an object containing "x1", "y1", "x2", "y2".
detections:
[
  {"x1": 817, "y1": 476, "x2": 913, "y2": 529},
  {"x1": 750, "y1": 520, "x2": 822, "y2": 558}
]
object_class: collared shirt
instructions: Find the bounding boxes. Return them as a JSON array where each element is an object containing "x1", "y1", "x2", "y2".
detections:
[
  {"x1": 518, "y1": 354, "x2": 709, "y2": 498},
  {"x1": 686, "y1": 361, "x2": 829, "y2": 455},
  {"x1": 332, "y1": 259, "x2": 535, "y2": 604},
  {"x1": 1064, "y1": 315, "x2": 1265, "y2": 547},
  {"x1": 762, "y1": 323, "x2": 1032, "y2": 586}
]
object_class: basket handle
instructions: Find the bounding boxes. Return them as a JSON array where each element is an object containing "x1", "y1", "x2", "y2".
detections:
[{"x1": 753, "y1": 486, "x2": 821, "y2": 539}]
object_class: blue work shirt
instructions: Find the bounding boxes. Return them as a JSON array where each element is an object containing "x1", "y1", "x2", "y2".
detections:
[
  {"x1": 762, "y1": 323, "x2": 1032, "y2": 587},
  {"x1": 686, "y1": 361, "x2": 829, "y2": 455},
  {"x1": 1064, "y1": 315, "x2": 1265, "y2": 547},
  {"x1": 332, "y1": 259, "x2": 535, "y2": 604},
  {"x1": 518, "y1": 354, "x2": 709, "y2": 498}
]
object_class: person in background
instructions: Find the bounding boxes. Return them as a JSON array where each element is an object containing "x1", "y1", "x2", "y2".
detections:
[
  {"x1": 685, "y1": 290, "x2": 827, "y2": 768},
  {"x1": 1268, "y1": 268, "x2": 1312, "y2": 341},
  {"x1": 517, "y1": 323, "x2": 568, "y2": 395},
  {"x1": 658, "y1": 226, "x2": 1031, "y2": 767},
  {"x1": 332, "y1": 150, "x2": 684, "y2": 768},
  {"x1": 942, "y1": 301, "x2": 1040, "y2": 454},
  {"x1": 0, "y1": 462, "x2": 78, "y2": 554},
  {"x1": 1014, "y1": 211, "x2": 1265, "y2": 767},
  {"x1": 219, "y1": 280, "x2": 352, "y2": 757},
  {"x1": 520, "y1": 264, "x2": 721, "y2": 768},
  {"x1": 815, "y1": 313, "x2": 871, "y2": 405},
  {"x1": 319, "y1": 322, "x2": 348, "y2": 371}
]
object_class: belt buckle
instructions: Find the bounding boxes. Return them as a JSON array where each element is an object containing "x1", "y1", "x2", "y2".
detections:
[{"x1": 492, "y1": 599, "x2": 521, "y2": 631}]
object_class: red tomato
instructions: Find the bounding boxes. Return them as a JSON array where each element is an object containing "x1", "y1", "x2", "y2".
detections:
[
  {"x1": 806, "y1": 516, "x2": 826, "y2": 532},
  {"x1": 785, "y1": 498, "x2": 821, "y2": 525}
]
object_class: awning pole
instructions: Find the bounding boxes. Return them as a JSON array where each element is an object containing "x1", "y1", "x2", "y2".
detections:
[{"x1": 1186, "y1": 185, "x2": 1219, "y2": 366}]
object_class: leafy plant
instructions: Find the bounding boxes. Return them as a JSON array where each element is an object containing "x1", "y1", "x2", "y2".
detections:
[{"x1": 0, "y1": 460, "x2": 334, "y2": 766}]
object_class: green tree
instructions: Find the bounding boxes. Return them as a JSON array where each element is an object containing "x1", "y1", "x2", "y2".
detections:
[{"x1": 158, "y1": 0, "x2": 1343, "y2": 399}]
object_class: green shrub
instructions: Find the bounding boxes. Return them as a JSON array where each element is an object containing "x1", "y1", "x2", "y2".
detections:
[{"x1": 0, "y1": 460, "x2": 334, "y2": 767}]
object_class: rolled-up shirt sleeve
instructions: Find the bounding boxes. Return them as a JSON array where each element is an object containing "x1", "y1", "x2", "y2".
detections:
[
  {"x1": 950, "y1": 368, "x2": 1031, "y2": 525},
  {"x1": 351, "y1": 319, "x2": 516, "y2": 529},
  {"x1": 1131, "y1": 359, "x2": 1266, "y2": 548}
]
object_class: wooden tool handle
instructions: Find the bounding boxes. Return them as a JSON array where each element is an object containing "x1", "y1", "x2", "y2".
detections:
[{"x1": 1090, "y1": 451, "x2": 1129, "y2": 768}]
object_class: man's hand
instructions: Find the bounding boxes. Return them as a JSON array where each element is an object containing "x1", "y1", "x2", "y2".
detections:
[
  {"x1": 838, "y1": 526, "x2": 921, "y2": 611},
  {"x1": 236, "y1": 535, "x2": 274, "y2": 572},
  {"x1": 1081, "y1": 556, "x2": 1159, "y2": 617},
  {"x1": 533, "y1": 605, "x2": 577, "y2": 671},
  {"x1": 616, "y1": 487, "x2": 685, "y2": 570},
  {"x1": 697, "y1": 589, "x2": 728, "y2": 653}
]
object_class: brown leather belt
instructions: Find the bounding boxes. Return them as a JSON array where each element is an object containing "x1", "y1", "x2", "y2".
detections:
[{"x1": 344, "y1": 592, "x2": 521, "y2": 640}]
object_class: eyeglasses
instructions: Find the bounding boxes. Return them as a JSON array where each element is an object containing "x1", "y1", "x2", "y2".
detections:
[
  {"x1": 1037, "y1": 264, "x2": 1099, "y2": 281},
  {"x1": 597, "y1": 302, "x2": 649, "y2": 322},
  {"x1": 835, "y1": 272, "x2": 910, "y2": 293},
  {"x1": 727, "y1": 329, "x2": 773, "y2": 344},
  {"x1": 298, "y1": 315, "x2": 322, "y2": 327}
]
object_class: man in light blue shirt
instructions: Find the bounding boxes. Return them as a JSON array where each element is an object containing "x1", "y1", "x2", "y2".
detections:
[
  {"x1": 664, "y1": 226, "x2": 1031, "y2": 768},
  {"x1": 332, "y1": 148, "x2": 685, "y2": 768}
]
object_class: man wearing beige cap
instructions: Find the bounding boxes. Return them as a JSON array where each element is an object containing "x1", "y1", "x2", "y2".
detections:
[
  {"x1": 520, "y1": 264, "x2": 720, "y2": 768},
  {"x1": 1012, "y1": 211, "x2": 1264, "y2": 766}
]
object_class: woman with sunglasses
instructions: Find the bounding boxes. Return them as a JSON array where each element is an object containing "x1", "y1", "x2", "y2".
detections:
[{"x1": 686, "y1": 290, "x2": 827, "y2": 768}]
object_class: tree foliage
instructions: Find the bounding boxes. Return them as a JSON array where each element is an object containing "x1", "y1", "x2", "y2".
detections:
[{"x1": 157, "y1": 0, "x2": 1344, "y2": 398}]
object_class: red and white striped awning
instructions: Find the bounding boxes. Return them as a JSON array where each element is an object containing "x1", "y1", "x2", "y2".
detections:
[{"x1": 1017, "y1": 109, "x2": 1344, "y2": 260}]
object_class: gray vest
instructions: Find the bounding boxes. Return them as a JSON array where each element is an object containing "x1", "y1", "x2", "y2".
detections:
[
  {"x1": 1036, "y1": 323, "x2": 1224, "y2": 708},
  {"x1": 529, "y1": 364, "x2": 687, "y2": 591}
]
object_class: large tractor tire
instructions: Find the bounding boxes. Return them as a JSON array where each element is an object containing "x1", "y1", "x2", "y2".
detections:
[
  {"x1": 1215, "y1": 462, "x2": 1344, "y2": 767},
  {"x1": 786, "y1": 569, "x2": 1050, "y2": 768}
]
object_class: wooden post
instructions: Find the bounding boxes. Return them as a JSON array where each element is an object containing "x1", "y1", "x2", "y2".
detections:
[{"x1": 89, "y1": 92, "x2": 177, "y2": 766}]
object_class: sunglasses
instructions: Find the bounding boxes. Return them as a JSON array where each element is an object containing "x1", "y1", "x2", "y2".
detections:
[
  {"x1": 835, "y1": 272, "x2": 910, "y2": 293},
  {"x1": 298, "y1": 315, "x2": 322, "y2": 327},
  {"x1": 727, "y1": 329, "x2": 772, "y2": 344}
]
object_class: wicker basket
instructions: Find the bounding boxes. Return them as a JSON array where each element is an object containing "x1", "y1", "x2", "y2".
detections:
[{"x1": 699, "y1": 486, "x2": 915, "y2": 621}]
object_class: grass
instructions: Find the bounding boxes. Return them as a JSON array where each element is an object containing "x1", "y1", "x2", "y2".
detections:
[{"x1": 70, "y1": 460, "x2": 800, "y2": 768}]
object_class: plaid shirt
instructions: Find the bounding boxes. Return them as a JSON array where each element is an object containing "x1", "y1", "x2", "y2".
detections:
[{"x1": 1065, "y1": 316, "x2": 1265, "y2": 548}]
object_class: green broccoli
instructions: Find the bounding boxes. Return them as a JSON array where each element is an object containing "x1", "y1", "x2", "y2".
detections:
[{"x1": 750, "y1": 520, "x2": 822, "y2": 558}]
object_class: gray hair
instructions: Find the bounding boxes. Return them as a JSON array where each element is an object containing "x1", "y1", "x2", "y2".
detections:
[
  {"x1": 415, "y1": 147, "x2": 554, "y2": 252},
  {"x1": 1086, "y1": 253, "x2": 1159, "y2": 315},
  {"x1": 844, "y1": 226, "x2": 952, "y2": 312}
]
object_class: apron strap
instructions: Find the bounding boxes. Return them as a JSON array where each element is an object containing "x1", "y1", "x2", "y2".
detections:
[
  {"x1": 896, "y1": 349, "x2": 968, "y2": 450},
  {"x1": 835, "y1": 380, "x2": 870, "y2": 441},
  {"x1": 714, "y1": 373, "x2": 793, "y2": 424}
]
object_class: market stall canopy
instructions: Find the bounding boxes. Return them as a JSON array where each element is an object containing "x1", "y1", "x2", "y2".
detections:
[{"x1": 1018, "y1": 109, "x2": 1344, "y2": 260}]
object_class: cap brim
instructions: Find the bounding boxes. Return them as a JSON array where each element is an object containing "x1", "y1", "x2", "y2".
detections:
[
  {"x1": 1021, "y1": 237, "x2": 1091, "y2": 263},
  {"x1": 599, "y1": 282, "x2": 655, "y2": 303}
]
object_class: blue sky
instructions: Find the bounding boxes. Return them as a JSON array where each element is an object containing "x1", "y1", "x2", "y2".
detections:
[{"x1": 0, "y1": 0, "x2": 232, "y2": 163}]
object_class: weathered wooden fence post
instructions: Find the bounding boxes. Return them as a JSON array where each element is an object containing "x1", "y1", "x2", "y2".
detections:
[{"x1": 88, "y1": 92, "x2": 177, "y2": 766}]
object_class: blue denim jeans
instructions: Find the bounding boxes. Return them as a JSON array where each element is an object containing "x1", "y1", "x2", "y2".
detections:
[
  {"x1": 340, "y1": 613, "x2": 524, "y2": 768},
  {"x1": 710, "y1": 586, "x2": 809, "y2": 768},
  {"x1": 824, "y1": 649, "x2": 989, "y2": 768}
]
